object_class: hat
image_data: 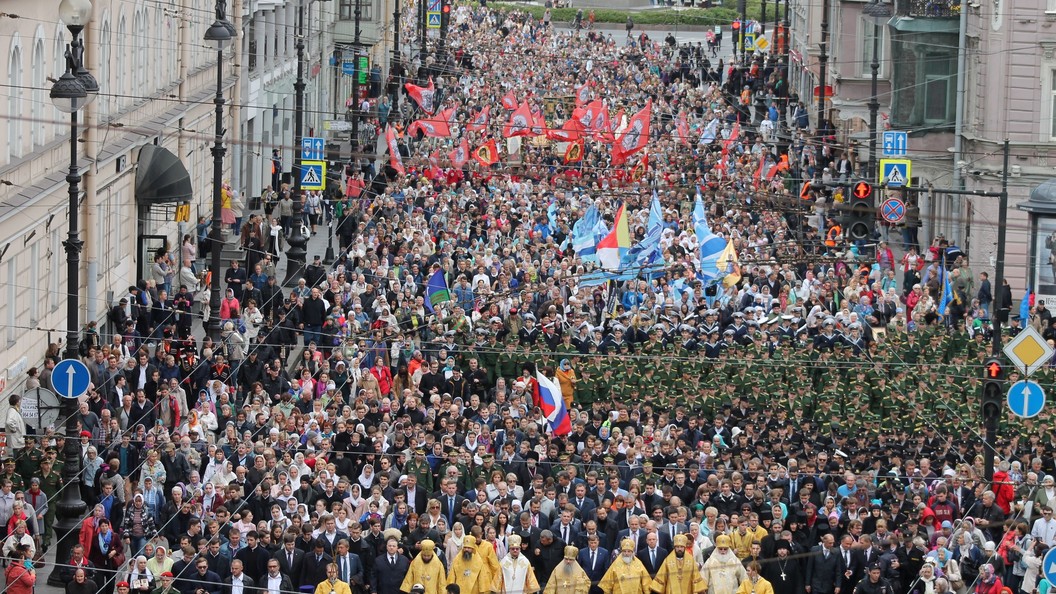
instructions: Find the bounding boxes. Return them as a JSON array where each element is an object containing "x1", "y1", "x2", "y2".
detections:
[
  {"x1": 983, "y1": 541, "x2": 996, "y2": 552},
  {"x1": 620, "y1": 538, "x2": 636, "y2": 553},
  {"x1": 117, "y1": 583, "x2": 130, "y2": 589},
  {"x1": 508, "y1": 534, "x2": 522, "y2": 548},
  {"x1": 462, "y1": 535, "x2": 476, "y2": 550},
  {"x1": 941, "y1": 520, "x2": 953, "y2": 529},
  {"x1": 160, "y1": 572, "x2": 174, "y2": 578},
  {"x1": 715, "y1": 534, "x2": 732, "y2": 548},
  {"x1": 564, "y1": 546, "x2": 579, "y2": 559},
  {"x1": 673, "y1": 534, "x2": 688, "y2": 547},
  {"x1": 420, "y1": 539, "x2": 436, "y2": 552},
  {"x1": 80, "y1": 430, "x2": 92, "y2": 438},
  {"x1": 774, "y1": 540, "x2": 792, "y2": 553}
]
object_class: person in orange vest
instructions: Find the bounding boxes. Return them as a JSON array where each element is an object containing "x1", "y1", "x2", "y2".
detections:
[{"x1": 825, "y1": 219, "x2": 842, "y2": 248}]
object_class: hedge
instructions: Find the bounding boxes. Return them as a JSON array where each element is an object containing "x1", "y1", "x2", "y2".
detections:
[{"x1": 489, "y1": 1, "x2": 783, "y2": 27}]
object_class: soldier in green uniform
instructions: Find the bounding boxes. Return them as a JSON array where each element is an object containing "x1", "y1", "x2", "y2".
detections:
[
  {"x1": 574, "y1": 368, "x2": 596, "y2": 408},
  {"x1": 404, "y1": 448, "x2": 434, "y2": 493},
  {"x1": 37, "y1": 457, "x2": 62, "y2": 548},
  {"x1": 15, "y1": 436, "x2": 42, "y2": 484},
  {"x1": 0, "y1": 458, "x2": 24, "y2": 492},
  {"x1": 497, "y1": 341, "x2": 520, "y2": 382}
]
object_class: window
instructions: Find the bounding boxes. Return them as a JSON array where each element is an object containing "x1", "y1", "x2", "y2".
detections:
[
  {"x1": 99, "y1": 21, "x2": 111, "y2": 118},
  {"x1": 859, "y1": 18, "x2": 886, "y2": 78},
  {"x1": 117, "y1": 16, "x2": 126, "y2": 107},
  {"x1": 49, "y1": 227, "x2": 60, "y2": 312},
  {"x1": 29, "y1": 242, "x2": 40, "y2": 324},
  {"x1": 340, "y1": 0, "x2": 352, "y2": 19},
  {"x1": 922, "y1": 54, "x2": 955, "y2": 124},
  {"x1": 31, "y1": 39, "x2": 44, "y2": 148},
  {"x1": 248, "y1": 17, "x2": 257, "y2": 72},
  {"x1": 6, "y1": 259, "x2": 16, "y2": 345},
  {"x1": 340, "y1": 0, "x2": 373, "y2": 20},
  {"x1": 8, "y1": 43, "x2": 23, "y2": 161},
  {"x1": 1050, "y1": 69, "x2": 1056, "y2": 140}
]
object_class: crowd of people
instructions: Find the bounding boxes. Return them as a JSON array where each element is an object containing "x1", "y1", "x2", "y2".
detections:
[{"x1": 6, "y1": 5, "x2": 1055, "y2": 594}]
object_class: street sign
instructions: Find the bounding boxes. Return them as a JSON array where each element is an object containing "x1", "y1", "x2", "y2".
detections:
[
  {"x1": 428, "y1": 0, "x2": 441, "y2": 9},
  {"x1": 1043, "y1": 547, "x2": 1056, "y2": 586},
  {"x1": 880, "y1": 197, "x2": 906, "y2": 224},
  {"x1": 1008, "y1": 380, "x2": 1046, "y2": 418},
  {"x1": 301, "y1": 137, "x2": 324, "y2": 161},
  {"x1": 174, "y1": 202, "x2": 190, "y2": 223},
  {"x1": 754, "y1": 35, "x2": 770, "y2": 51},
  {"x1": 852, "y1": 181, "x2": 872, "y2": 199},
  {"x1": 1004, "y1": 325, "x2": 1055, "y2": 377},
  {"x1": 427, "y1": 12, "x2": 441, "y2": 28},
  {"x1": 879, "y1": 159, "x2": 912, "y2": 187},
  {"x1": 882, "y1": 131, "x2": 908, "y2": 157},
  {"x1": 743, "y1": 32, "x2": 757, "y2": 51},
  {"x1": 300, "y1": 160, "x2": 326, "y2": 191},
  {"x1": 53, "y1": 359, "x2": 90, "y2": 399}
]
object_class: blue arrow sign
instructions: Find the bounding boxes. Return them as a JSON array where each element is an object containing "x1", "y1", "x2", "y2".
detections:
[
  {"x1": 1008, "y1": 380, "x2": 1046, "y2": 418},
  {"x1": 53, "y1": 359, "x2": 91, "y2": 399},
  {"x1": 882, "y1": 131, "x2": 907, "y2": 157},
  {"x1": 1043, "y1": 548, "x2": 1056, "y2": 585},
  {"x1": 301, "y1": 137, "x2": 324, "y2": 161}
]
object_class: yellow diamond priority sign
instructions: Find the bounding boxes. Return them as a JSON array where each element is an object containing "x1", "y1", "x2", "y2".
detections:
[{"x1": 1003, "y1": 325, "x2": 1055, "y2": 377}]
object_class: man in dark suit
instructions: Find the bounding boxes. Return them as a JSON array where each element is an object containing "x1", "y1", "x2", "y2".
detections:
[
  {"x1": 637, "y1": 532, "x2": 668, "y2": 578},
  {"x1": 805, "y1": 534, "x2": 840, "y2": 594},
  {"x1": 371, "y1": 537, "x2": 410, "y2": 594},
  {"x1": 182, "y1": 557, "x2": 223, "y2": 594},
  {"x1": 300, "y1": 539, "x2": 333, "y2": 590},
  {"x1": 571, "y1": 484, "x2": 597, "y2": 518},
  {"x1": 552, "y1": 506, "x2": 582, "y2": 549},
  {"x1": 403, "y1": 474, "x2": 429, "y2": 516},
  {"x1": 514, "y1": 511, "x2": 543, "y2": 552},
  {"x1": 222, "y1": 560, "x2": 255, "y2": 594},
  {"x1": 836, "y1": 534, "x2": 863, "y2": 593},
  {"x1": 333, "y1": 539, "x2": 365, "y2": 593},
  {"x1": 260, "y1": 559, "x2": 294, "y2": 594},
  {"x1": 527, "y1": 498, "x2": 551, "y2": 531},
  {"x1": 273, "y1": 535, "x2": 305, "y2": 587},
  {"x1": 437, "y1": 479, "x2": 466, "y2": 529},
  {"x1": 234, "y1": 532, "x2": 271, "y2": 583},
  {"x1": 616, "y1": 497, "x2": 647, "y2": 531},
  {"x1": 615, "y1": 516, "x2": 647, "y2": 553},
  {"x1": 578, "y1": 534, "x2": 610, "y2": 594}
]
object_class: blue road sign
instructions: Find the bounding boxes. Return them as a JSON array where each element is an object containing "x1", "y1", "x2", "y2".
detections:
[
  {"x1": 427, "y1": 12, "x2": 441, "y2": 28},
  {"x1": 882, "y1": 131, "x2": 907, "y2": 157},
  {"x1": 301, "y1": 137, "x2": 324, "y2": 161},
  {"x1": 53, "y1": 359, "x2": 90, "y2": 399},
  {"x1": 879, "y1": 159, "x2": 911, "y2": 188},
  {"x1": 300, "y1": 160, "x2": 326, "y2": 191},
  {"x1": 1008, "y1": 380, "x2": 1046, "y2": 418},
  {"x1": 428, "y1": 0, "x2": 441, "y2": 10},
  {"x1": 1043, "y1": 547, "x2": 1056, "y2": 585}
]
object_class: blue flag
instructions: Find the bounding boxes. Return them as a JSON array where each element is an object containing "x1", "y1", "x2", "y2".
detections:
[
  {"x1": 424, "y1": 269, "x2": 450, "y2": 313},
  {"x1": 693, "y1": 193, "x2": 726, "y2": 282},
  {"x1": 938, "y1": 267, "x2": 952, "y2": 316},
  {"x1": 1021, "y1": 287, "x2": 1032, "y2": 323}
]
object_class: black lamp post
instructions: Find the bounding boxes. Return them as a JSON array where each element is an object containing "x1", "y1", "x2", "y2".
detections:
[
  {"x1": 864, "y1": 0, "x2": 892, "y2": 185},
  {"x1": 205, "y1": 1, "x2": 234, "y2": 342},
  {"x1": 350, "y1": 0, "x2": 363, "y2": 154},
  {"x1": 47, "y1": 0, "x2": 97, "y2": 583},
  {"x1": 284, "y1": 1, "x2": 310, "y2": 285}
]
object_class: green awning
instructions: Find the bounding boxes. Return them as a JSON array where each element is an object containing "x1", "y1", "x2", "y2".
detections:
[{"x1": 888, "y1": 15, "x2": 959, "y2": 33}]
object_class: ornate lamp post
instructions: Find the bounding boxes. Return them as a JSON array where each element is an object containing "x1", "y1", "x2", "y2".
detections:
[{"x1": 204, "y1": 1, "x2": 234, "y2": 341}]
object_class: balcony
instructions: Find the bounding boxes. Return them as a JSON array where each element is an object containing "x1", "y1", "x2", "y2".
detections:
[{"x1": 894, "y1": 0, "x2": 960, "y2": 17}]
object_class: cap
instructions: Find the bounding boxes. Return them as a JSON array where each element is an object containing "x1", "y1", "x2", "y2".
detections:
[
  {"x1": 80, "y1": 430, "x2": 92, "y2": 438},
  {"x1": 462, "y1": 535, "x2": 476, "y2": 550},
  {"x1": 420, "y1": 539, "x2": 436, "y2": 552},
  {"x1": 564, "y1": 546, "x2": 579, "y2": 559},
  {"x1": 941, "y1": 520, "x2": 953, "y2": 529},
  {"x1": 620, "y1": 538, "x2": 636, "y2": 553},
  {"x1": 161, "y1": 572, "x2": 174, "y2": 578},
  {"x1": 508, "y1": 534, "x2": 522, "y2": 548},
  {"x1": 117, "y1": 583, "x2": 130, "y2": 589},
  {"x1": 673, "y1": 534, "x2": 688, "y2": 547},
  {"x1": 715, "y1": 534, "x2": 732, "y2": 548}
]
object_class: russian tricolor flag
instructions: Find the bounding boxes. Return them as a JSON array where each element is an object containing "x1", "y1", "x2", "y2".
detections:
[
  {"x1": 596, "y1": 202, "x2": 630, "y2": 272},
  {"x1": 534, "y1": 372, "x2": 572, "y2": 436}
]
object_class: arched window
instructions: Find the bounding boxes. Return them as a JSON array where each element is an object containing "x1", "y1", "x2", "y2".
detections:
[
  {"x1": 8, "y1": 42, "x2": 24, "y2": 161},
  {"x1": 132, "y1": 11, "x2": 143, "y2": 91},
  {"x1": 99, "y1": 19, "x2": 110, "y2": 117},
  {"x1": 53, "y1": 26, "x2": 65, "y2": 140},
  {"x1": 116, "y1": 15, "x2": 126, "y2": 108},
  {"x1": 31, "y1": 37, "x2": 44, "y2": 148}
]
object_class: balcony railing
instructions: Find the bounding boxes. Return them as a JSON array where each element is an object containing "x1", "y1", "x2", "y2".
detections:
[{"x1": 895, "y1": 0, "x2": 960, "y2": 17}]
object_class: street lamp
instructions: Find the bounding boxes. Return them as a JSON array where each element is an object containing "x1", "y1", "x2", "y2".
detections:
[
  {"x1": 47, "y1": 0, "x2": 94, "y2": 583},
  {"x1": 864, "y1": 0, "x2": 892, "y2": 184},
  {"x1": 205, "y1": 1, "x2": 234, "y2": 342}
]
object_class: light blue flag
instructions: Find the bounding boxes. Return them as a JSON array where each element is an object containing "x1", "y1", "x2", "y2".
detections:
[
  {"x1": 938, "y1": 267, "x2": 953, "y2": 316},
  {"x1": 1021, "y1": 287, "x2": 1032, "y2": 323},
  {"x1": 693, "y1": 193, "x2": 726, "y2": 282},
  {"x1": 700, "y1": 118, "x2": 720, "y2": 144},
  {"x1": 572, "y1": 205, "x2": 607, "y2": 263},
  {"x1": 614, "y1": 222, "x2": 664, "y2": 281},
  {"x1": 547, "y1": 200, "x2": 558, "y2": 232},
  {"x1": 648, "y1": 190, "x2": 663, "y2": 233}
]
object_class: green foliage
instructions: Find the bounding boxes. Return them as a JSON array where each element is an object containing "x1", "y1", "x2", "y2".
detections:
[{"x1": 489, "y1": 1, "x2": 782, "y2": 26}]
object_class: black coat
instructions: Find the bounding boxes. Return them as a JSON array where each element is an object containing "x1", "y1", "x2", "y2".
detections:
[
  {"x1": 300, "y1": 552, "x2": 333, "y2": 589},
  {"x1": 273, "y1": 548, "x2": 305, "y2": 587},
  {"x1": 371, "y1": 553, "x2": 410, "y2": 594},
  {"x1": 637, "y1": 547, "x2": 669, "y2": 577},
  {"x1": 221, "y1": 574, "x2": 254, "y2": 594},
  {"x1": 805, "y1": 546, "x2": 841, "y2": 594}
]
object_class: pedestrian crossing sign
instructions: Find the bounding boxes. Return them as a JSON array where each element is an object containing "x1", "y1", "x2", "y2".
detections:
[
  {"x1": 427, "y1": 12, "x2": 441, "y2": 27},
  {"x1": 879, "y1": 158, "x2": 912, "y2": 188},
  {"x1": 300, "y1": 160, "x2": 326, "y2": 191}
]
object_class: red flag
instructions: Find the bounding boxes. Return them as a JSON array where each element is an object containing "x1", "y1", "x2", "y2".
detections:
[
  {"x1": 502, "y1": 90, "x2": 518, "y2": 110},
  {"x1": 503, "y1": 102, "x2": 534, "y2": 138},
  {"x1": 449, "y1": 138, "x2": 470, "y2": 168},
  {"x1": 573, "y1": 100, "x2": 597, "y2": 131},
  {"x1": 564, "y1": 138, "x2": 585, "y2": 164},
  {"x1": 574, "y1": 83, "x2": 591, "y2": 107},
  {"x1": 767, "y1": 154, "x2": 790, "y2": 179},
  {"x1": 545, "y1": 118, "x2": 584, "y2": 142},
  {"x1": 466, "y1": 106, "x2": 490, "y2": 133},
  {"x1": 722, "y1": 123, "x2": 741, "y2": 157},
  {"x1": 407, "y1": 108, "x2": 453, "y2": 138},
  {"x1": 611, "y1": 101, "x2": 651, "y2": 166},
  {"x1": 385, "y1": 125, "x2": 404, "y2": 175},
  {"x1": 530, "y1": 108, "x2": 545, "y2": 137},
  {"x1": 404, "y1": 78, "x2": 436, "y2": 114},
  {"x1": 473, "y1": 139, "x2": 499, "y2": 166},
  {"x1": 597, "y1": 107, "x2": 619, "y2": 143},
  {"x1": 753, "y1": 153, "x2": 767, "y2": 187},
  {"x1": 676, "y1": 113, "x2": 690, "y2": 147}
]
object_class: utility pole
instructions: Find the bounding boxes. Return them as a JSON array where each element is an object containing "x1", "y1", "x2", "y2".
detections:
[
  {"x1": 816, "y1": 0, "x2": 830, "y2": 167},
  {"x1": 284, "y1": 1, "x2": 309, "y2": 285},
  {"x1": 393, "y1": 0, "x2": 401, "y2": 110}
]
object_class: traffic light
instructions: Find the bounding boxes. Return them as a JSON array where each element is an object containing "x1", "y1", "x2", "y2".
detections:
[
  {"x1": 441, "y1": 0, "x2": 451, "y2": 29},
  {"x1": 843, "y1": 180, "x2": 874, "y2": 241},
  {"x1": 981, "y1": 357, "x2": 1004, "y2": 424}
]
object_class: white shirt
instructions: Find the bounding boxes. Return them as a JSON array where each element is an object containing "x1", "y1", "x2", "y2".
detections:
[
  {"x1": 231, "y1": 574, "x2": 245, "y2": 594},
  {"x1": 1032, "y1": 516, "x2": 1056, "y2": 546},
  {"x1": 267, "y1": 573, "x2": 283, "y2": 594}
]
